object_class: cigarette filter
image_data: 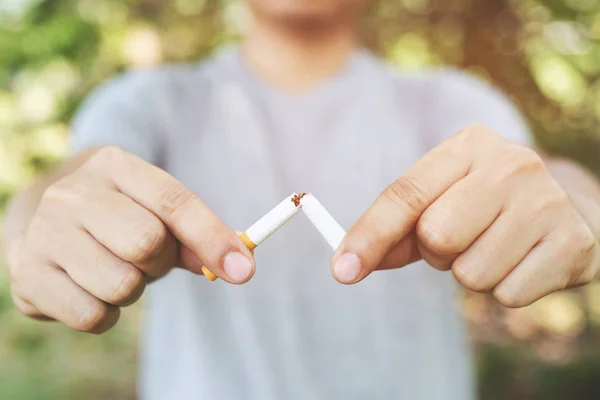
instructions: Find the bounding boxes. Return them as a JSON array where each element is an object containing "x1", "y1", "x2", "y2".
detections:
[
  {"x1": 201, "y1": 193, "x2": 303, "y2": 281},
  {"x1": 300, "y1": 194, "x2": 346, "y2": 251}
]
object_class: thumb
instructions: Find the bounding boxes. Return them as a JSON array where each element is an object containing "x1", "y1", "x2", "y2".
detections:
[
  {"x1": 331, "y1": 134, "x2": 473, "y2": 284},
  {"x1": 178, "y1": 245, "x2": 206, "y2": 275},
  {"x1": 179, "y1": 231, "x2": 249, "y2": 277}
]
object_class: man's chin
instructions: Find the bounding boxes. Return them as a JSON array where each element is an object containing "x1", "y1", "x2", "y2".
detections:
[
  {"x1": 249, "y1": 2, "x2": 344, "y2": 29},
  {"x1": 274, "y1": 13, "x2": 340, "y2": 31}
]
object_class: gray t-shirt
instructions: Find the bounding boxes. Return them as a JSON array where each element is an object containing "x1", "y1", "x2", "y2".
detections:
[{"x1": 72, "y1": 46, "x2": 530, "y2": 400}]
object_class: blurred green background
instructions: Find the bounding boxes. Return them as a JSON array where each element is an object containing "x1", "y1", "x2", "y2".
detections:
[{"x1": 1, "y1": 0, "x2": 600, "y2": 399}]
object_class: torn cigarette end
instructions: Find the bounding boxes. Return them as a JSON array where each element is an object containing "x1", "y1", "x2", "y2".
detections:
[{"x1": 292, "y1": 192, "x2": 307, "y2": 207}]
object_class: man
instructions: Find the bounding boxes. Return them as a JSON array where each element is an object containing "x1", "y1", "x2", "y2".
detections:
[{"x1": 3, "y1": 0, "x2": 600, "y2": 399}]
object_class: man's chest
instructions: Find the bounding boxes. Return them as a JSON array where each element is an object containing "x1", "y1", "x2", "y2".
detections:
[
  {"x1": 154, "y1": 80, "x2": 455, "y2": 305},
  {"x1": 162, "y1": 86, "x2": 426, "y2": 231}
]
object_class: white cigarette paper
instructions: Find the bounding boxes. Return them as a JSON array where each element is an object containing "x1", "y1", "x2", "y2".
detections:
[
  {"x1": 300, "y1": 194, "x2": 346, "y2": 251},
  {"x1": 245, "y1": 193, "x2": 301, "y2": 246}
]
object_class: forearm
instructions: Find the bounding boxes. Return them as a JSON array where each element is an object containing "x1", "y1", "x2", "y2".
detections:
[
  {"x1": 545, "y1": 156, "x2": 600, "y2": 240},
  {"x1": 2, "y1": 150, "x2": 98, "y2": 259}
]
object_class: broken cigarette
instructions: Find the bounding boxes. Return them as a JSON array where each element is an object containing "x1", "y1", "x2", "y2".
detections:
[
  {"x1": 300, "y1": 193, "x2": 346, "y2": 251},
  {"x1": 201, "y1": 193, "x2": 303, "y2": 281}
]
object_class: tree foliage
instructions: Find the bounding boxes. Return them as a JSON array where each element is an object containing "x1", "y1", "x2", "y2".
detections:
[
  {"x1": 1, "y1": 0, "x2": 599, "y2": 205},
  {"x1": 1, "y1": 0, "x2": 600, "y2": 398}
]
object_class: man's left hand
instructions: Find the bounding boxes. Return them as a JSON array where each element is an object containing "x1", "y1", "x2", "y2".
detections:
[{"x1": 333, "y1": 125, "x2": 599, "y2": 308}]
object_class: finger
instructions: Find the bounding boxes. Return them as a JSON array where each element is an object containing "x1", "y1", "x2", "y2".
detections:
[
  {"x1": 74, "y1": 187, "x2": 177, "y2": 278},
  {"x1": 43, "y1": 226, "x2": 146, "y2": 306},
  {"x1": 6, "y1": 238, "x2": 49, "y2": 320},
  {"x1": 11, "y1": 291, "x2": 53, "y2": 321},
  {"x1": 179, "y1": 244, "x2": 205, "y2": 275},
  {"x1": 19, "y1": 266, "x2": 120, "y2": 333},
  {"x1": 451, "y1": 173, "x2": 572, "y2": 293},
  {"x1": 416, "y1": 169, "x2": 506, "y2": 270},
  {"x1": 376, "y1": 233, "x2": 420, "y2": 270},
  {"x1": 333, "y1": 128, "x2": 496, "y2": 283},
  {"x1": 493, "y1": 223, "x2": 598, "y2": 308},
  {"x1": 450, "y1": 205, "x2": 550, "y2": 294},
  {"x1": 179, "y1": 231, "x2": 246, "y2": 276},
  {"x1": 82, "y1": 147, "x2": 255, "y2": 284}
]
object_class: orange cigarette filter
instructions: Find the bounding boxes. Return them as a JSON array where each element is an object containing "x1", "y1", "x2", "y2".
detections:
[
  {"x1": 200, "y1": 233, "x2": 257, "y2": 281},
  {"x1": 200, "y1": 193, "x2": 304, "y2": 281}
]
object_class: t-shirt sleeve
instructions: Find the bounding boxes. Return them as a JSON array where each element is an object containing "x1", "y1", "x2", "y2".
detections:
[
  {"x1": 424, "y1": 68, "x2": 534, "y2": 148},
  {"x1": 70, "y1": 70, "x2": 168, "y2": 164}
]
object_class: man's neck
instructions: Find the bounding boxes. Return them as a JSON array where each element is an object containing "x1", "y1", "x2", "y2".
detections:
[{"x1": 241, "y1": 21, "x2": 356, "y2": 93}]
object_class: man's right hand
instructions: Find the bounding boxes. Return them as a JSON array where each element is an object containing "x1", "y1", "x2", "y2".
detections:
[{"x1": 6, "y1": 147, "x2": 255, "y2": 334}]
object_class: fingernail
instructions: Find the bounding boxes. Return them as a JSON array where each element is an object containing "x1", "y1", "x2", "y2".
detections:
[
  {"x1": 334, "y1": 253, "x2": 362, "y2": 283},
  {"x1": 223, "y1": 252, "x2": 253, "y2": 283}
]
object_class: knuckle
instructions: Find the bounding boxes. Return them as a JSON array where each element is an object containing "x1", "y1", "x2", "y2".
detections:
[
  {"x1": 93, "y1": 146, "x2": 126, "y2": 165},
  {"x1": 6, "y1": 257, "x2": 22, "y2": 283},
  {"x1": 75, "y1": 301, "x2": 111, "y2": 333},
  {"x1": 8, "y1": 262, "x2": 35, "y2": 290},
  {"x1": 560, "y1": 224, "x2": 596, "y2": 255},
  {"x1": 578, "y1": 227, "x2": 597, "y2": 256},
  {"x1": 11, "y1": 292, "x2": 41, "y2": 319},
  {"x1": 565, "y1": 228, "x2": 598, "y2": 286},
  {"x1": 5, "y1": 236, "x2": 25, "y2": 278},
  {"x1": 504, "y1": 146, "x2": 547, "y2": 177},
  {"x1": 8, "y1": 271, "x2": 24, "y2": 293},
  {"x1": 20, "y1": 307, "x2": 42, "y2": 319},
  {"x1": 452, "y1": 263, "x2": 493, "y2": 293},
  {"x1": 128, "y1": 220, "x2": 169, "y2": 263},
  {"x1": 458, "y1": 124, "x2": 498, "y2": 142},
  {"x1": 84, "y1": 146, "x2": 130, "y2": 175},
  {"x1": 417, "y1": 219, "x2": 457, "y2": 255},
  {"x1": 156, "y1": 185, "x2": 197, "y2": 218},
  {"x1": 529, "y1": 190, "x2": 570, "y2": 217},
  {"x1": 426, "y1": 260, "x2": 453, "y2": 271},
  {"x1": 418, "y1": 240, "x2": 454, "y2": 270},
  {"x1": 109, "y1": 268, "x2": 146, "y2": 305},
  {"x1": 41, "y1": 178, "x2": 69, "y2": 203},
  {"x1": 493, "y1": 288, "x2": 529, "y2": 309},
  {"x1": 571, "y1": 265, "x2": 596, "y2": 286},
  {"x1": 21, "y1": 218, "x2": 54, "y2": 256},
  {"x1": 41, "y1": 176, "x2": 87, "y2": 205},
  {"x1": 383, "y1": 176, "x2": 428, "y2": 217}
]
